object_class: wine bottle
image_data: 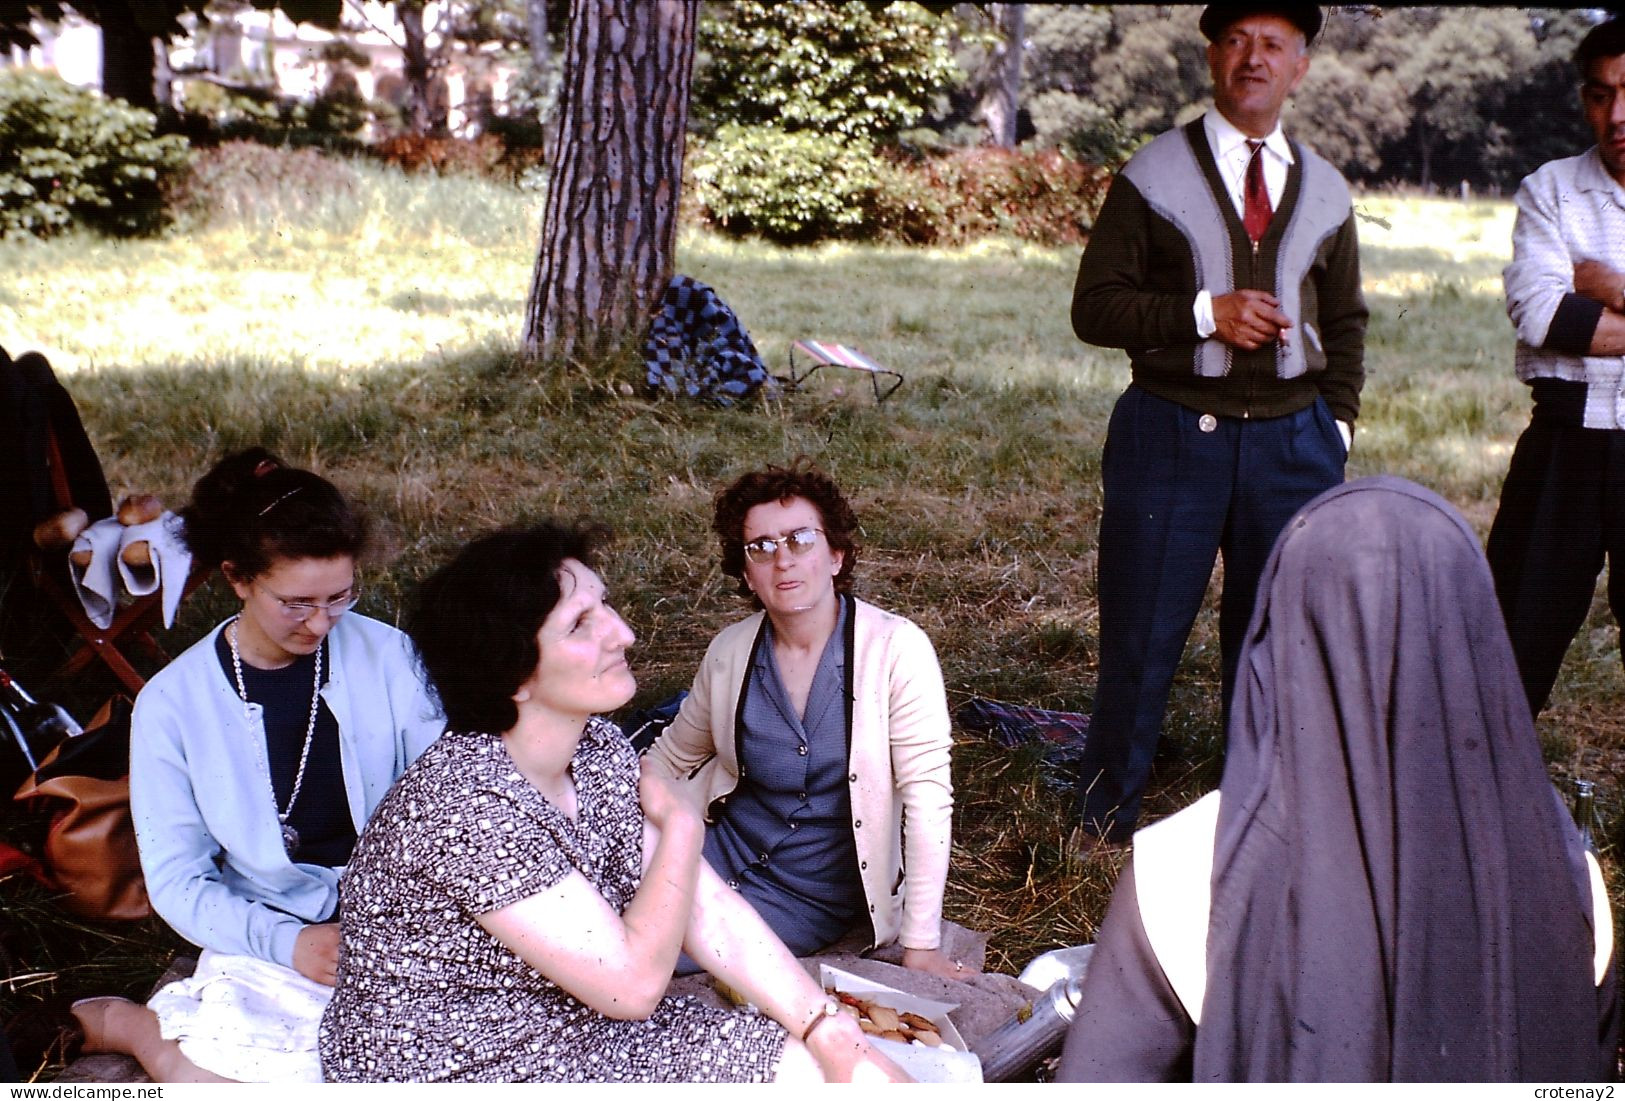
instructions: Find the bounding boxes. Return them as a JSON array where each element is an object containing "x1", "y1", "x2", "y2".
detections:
[
  {"x1": 0, "y1": 668, "x2": 82, "y2": 770},
  {"x1": 1573, "y1": 778, "x2": 1597, "y2": 852}
]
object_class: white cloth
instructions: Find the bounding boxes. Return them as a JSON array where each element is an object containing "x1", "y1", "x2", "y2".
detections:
[
  {"x1": 148, "y1": 949, "x2": 331, "y2": 1082},
  {"x1": 1503, "y1": 147, "x2": 1625, "y2": 428},
  {"x1": 68, "y1": 517, "x2": 124, "y2": 629},
  {"x1": 114, "y1": 511, "x2": 192, "y2": 627}
]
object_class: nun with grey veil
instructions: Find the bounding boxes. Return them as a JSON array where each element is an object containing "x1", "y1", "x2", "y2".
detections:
[{"x1": 1056, "y1": 476, "x2": 1617, "y2": 1082}]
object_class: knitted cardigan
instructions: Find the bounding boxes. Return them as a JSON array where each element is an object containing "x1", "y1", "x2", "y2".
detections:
[{"x1": 1071, "y1": 118, "x2": 1368, "y2": 424}]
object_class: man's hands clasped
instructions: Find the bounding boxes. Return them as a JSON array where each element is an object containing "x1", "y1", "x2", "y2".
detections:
[{"x1": 1212, "y1": 288, "x2": 1294, "y2": 350}]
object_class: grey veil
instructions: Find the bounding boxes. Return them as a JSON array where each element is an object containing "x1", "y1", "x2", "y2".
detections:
[{"x1": 1194, "y1": 476, "x2": 1610, "y2": 1080}]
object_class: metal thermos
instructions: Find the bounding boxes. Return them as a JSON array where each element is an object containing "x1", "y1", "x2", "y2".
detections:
[{"x1": 970, "y1": 974, "x2": 1084, "y2": 1083}]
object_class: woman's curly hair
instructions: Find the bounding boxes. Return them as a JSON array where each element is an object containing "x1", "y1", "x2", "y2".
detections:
[{"x1": 711, "y1": 459, "x2": 860, "y2": 607}]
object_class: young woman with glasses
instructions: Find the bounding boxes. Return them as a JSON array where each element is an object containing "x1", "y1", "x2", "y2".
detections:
[
  {"x1": 71, "y1": 447, "x2": 443, "y2": 1082},
  {"x1": 644, "y1": 461, "x2": 963, "y2": 980}
]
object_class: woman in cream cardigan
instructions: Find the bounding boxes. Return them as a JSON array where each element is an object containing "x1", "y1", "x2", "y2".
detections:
[{"x1": 645, "y1": 461, "x2": 961, "y2": 979}]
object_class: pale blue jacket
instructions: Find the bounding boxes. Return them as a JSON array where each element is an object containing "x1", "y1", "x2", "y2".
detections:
[{"x1": 130, "y1": 613, "x2": 443, "y2": 968}]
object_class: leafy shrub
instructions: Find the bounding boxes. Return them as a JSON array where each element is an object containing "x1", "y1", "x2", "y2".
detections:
[
  {"x1": 170, "y1": 79, "x2": 372, "y2": 152},
  {"x1": 866, "y1": 148, "x2": 1110, "y2": 247},
  {"x1": 0, "y1": 70, "x2": 189, "y2": 238},
  {"x1": 167, "y1": 140, "x2": 361, "y2": 228},
  {"x1": 689, "y1": 124, "x2": 878, "y2": 244},
  {"x1": 693, "y1": 0, "x2": 958, "y2": 143}
]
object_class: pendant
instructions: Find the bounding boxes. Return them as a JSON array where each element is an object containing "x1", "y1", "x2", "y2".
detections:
[{"x1": 280, "y1": 819, "x2": 300, "y2": 856}]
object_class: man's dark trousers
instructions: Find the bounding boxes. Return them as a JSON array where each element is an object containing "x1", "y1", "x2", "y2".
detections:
[
  {"x1": 1074, "y1": 384, "x2": 1347, "y2": 840},
  {"x1": 1486, "y1": 403, "x2": 1625, "y2": 715}
]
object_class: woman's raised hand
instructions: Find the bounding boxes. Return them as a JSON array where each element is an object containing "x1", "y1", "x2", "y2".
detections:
[{"x1": 638, "y1": 759, "x2": 700, "y2": 837}]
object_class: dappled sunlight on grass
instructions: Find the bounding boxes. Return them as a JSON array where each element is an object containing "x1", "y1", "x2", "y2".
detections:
[
  {"x1": 0, "y1": 228, "x2": 532, "y2": 373},
  {"x1": 1354, "y1": 192, "x2": 1515, "y2": 263}
]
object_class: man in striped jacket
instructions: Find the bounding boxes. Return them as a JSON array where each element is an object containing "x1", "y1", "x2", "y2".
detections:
[{"x1": 1490, "y1": 18, "x2": 1625, "y2": 717}]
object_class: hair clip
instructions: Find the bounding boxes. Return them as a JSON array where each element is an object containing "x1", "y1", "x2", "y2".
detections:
[
  {"x1": 253, "y1": 459, "x2": 279, "y2": 478},
  {"x1": 258, "y1": 487, "x2": 301, "y2": 517}
]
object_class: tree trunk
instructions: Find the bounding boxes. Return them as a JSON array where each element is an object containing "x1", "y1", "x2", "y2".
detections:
[
  {"x1": 978, "y1": 3, "x2": 1023, "y2": 148},
  {"x1": 398, "y1": 3, "x2": 437, "y2": 134},
  {"x1": 98, "y1": 2, "x2": 157, "y2": 109},
  {"x1": 527, "y1": 0, "x2": 550, "y2": 77},
  {"x1": 998, "y1": 4, "x2": 1023, "y2": 148},
  {"x1": 521, "y1": 0, "x2": 696, "y2": 367}
]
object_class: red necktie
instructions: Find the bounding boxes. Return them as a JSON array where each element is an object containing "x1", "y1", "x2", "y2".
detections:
[{"x1": 1244, "y1": 140, "x2": 1272, "y2": 245}]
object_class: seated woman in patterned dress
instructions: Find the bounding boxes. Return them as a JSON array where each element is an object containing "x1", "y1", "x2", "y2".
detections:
[{"x1": 318, "y1": 523, "x2": 907, "y2": 1083}]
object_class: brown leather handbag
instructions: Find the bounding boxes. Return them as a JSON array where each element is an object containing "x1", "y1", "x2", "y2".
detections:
[{"x1": 13, "y1": 695, "x2": 151, "y2": 921}]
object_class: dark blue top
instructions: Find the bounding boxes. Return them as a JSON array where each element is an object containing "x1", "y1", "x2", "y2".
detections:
[
  {"x1": 215, "y1": 631, "x2": 354, "y2": 869},
  {"x1": 701, "y1": 598, "x2": 865, "y2": 955}
]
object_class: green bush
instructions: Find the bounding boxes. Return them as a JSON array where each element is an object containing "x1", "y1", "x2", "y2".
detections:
[
  {"x1": 689, "y1": 124, "x2": 878, "y2": 244},
  {"x1": 0, "y1": 70, "x2": 189, "y2": 238},
  {"x1": 170, "y1": 80, "x2": 372, "y2": 153}
]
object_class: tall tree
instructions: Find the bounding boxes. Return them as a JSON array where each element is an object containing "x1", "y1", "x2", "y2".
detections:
[
  {"x1": 521, "y1": 0, "x2": 696, "y2": 366},
  {"x1": 0, "y1": 1, "x2": 339, "y2": 109},
  {"x1": 395, "y1": 0, "x2": 442, "y2": 133},
  {"x1": 979, "y1": 2, "x2": 1023, "y2": 148}
]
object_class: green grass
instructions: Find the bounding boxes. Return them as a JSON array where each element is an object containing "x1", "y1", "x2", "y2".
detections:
[{"x1": 2, "y1": 171, "x2": 1621, "y2": 1078}]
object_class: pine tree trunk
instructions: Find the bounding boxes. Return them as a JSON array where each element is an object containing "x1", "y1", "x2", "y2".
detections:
[{"x1": 521, "y1": 0, "x2": 697, "y2": 367}]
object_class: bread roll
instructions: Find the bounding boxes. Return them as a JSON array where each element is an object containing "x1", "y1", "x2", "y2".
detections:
[
  {"x1": 121, "y1": 540, "x2": 152, "y2": 568},
  {"x1": 117, "y1": 493, "x2": 163, "y2": 526},
  {"x1": 33, "y1": 507, "x2": 89, "y2": 551}
]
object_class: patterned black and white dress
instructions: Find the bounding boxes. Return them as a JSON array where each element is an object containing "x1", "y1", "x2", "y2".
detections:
[{"x1": 318, "y1": 718, "x2": 787, "y2": 1082}]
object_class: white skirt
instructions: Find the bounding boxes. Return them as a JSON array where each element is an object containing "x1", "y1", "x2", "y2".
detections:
[{"x1": 147, "y1": 949, "x2": 332, "y2": 1082}]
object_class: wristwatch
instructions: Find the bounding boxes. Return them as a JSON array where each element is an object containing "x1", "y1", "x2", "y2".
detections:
[{"x1": 800, "y1": 997, "x2": 842, "y2": 1043}]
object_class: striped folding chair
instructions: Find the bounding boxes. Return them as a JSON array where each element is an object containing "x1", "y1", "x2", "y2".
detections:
[{"x1": 785, "y1": 340, "x2": 904, "y2": 403}]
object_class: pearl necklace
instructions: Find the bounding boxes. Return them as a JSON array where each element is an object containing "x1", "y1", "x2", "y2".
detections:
[{"x1": 229, "y1": 617, "x2": 321, "y2": 857}]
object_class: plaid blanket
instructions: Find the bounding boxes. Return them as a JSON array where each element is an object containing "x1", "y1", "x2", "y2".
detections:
[
  {"x1": 642, "y1": 275, "x2": 776, "y2": 405},
  {"x1": 955, "y1": 698, "x2": 1090, "y2": 792}
]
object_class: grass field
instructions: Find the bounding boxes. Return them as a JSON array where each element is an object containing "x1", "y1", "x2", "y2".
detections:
[{"x1": 0, "y1": 164, "x2": 1618, "y2": 1077}]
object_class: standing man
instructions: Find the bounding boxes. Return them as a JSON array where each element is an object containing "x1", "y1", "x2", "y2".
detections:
[
  {"x1": 1489, "y1": 18, "x2": 1625, "y2": 718},
  {"x1": 1070, "y1": 3, "x2": 1367, "y2": 847}
]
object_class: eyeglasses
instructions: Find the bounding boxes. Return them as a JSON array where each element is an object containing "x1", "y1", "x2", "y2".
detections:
[
  {"x1": 742, "y1": 527, "x2": 826, "y2": 564},
  {"x1": 257, "y1": 583, "x2": 361, "y2": 622}
]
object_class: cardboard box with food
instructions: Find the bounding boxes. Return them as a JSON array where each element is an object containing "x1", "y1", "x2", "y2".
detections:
[{"x1": 818, "y1": 965, "x2": 982, "y2": 1082}]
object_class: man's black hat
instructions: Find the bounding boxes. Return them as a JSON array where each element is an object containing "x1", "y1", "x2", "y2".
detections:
[{"x1": 1199, "y1": 4, "x2": 1322, "y2": 46}]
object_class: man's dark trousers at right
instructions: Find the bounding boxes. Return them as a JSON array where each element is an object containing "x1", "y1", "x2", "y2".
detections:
[{"x1": 1487, "y1": 389, "x2": 1625, "y2": 716}]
